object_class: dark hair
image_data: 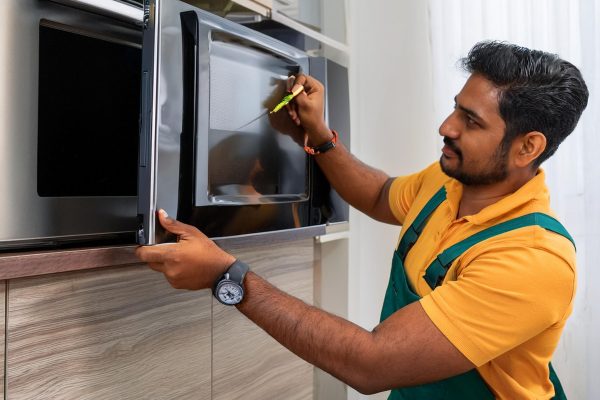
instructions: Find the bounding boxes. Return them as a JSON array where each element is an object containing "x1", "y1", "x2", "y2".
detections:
[{"x1": 461, "y1": 41, "x2": 589, "y2": 167}]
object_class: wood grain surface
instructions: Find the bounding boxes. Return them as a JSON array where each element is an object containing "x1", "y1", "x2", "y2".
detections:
[
  {"x1": 213, "y1": 239, "x2": 314, "y2": 400},
  {"x1": 213, "y1": 240, "x2": 314, "y2": 400},
  {"x1": 0, "y1": 281, "x2": 5, "y2": 400},
  {"x1": 5, "y1": 265, "x2": 212, "y2": 400},
  {"x1": 0, "y1": 246, "x2": 139, "y2": 280}
]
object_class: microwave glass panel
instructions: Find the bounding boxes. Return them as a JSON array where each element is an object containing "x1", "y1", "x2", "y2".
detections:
[
  {"x1": 37, "y1": 24, "x2": 141, "y2": 197},
  {"x1": 207, "y1": 33, "x2": 308, "y2": 203}
]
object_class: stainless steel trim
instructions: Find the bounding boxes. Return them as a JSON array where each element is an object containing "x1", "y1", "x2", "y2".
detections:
[
  {"x1": 0, "y1": 232, "x2": 135, "y2": 251},
  {"x1": 192, "y1": 8, "x2": 310, "y2": 207},
  {"x1": 147, "y1": 0, "x2": 160, "y2": 245},
  {"x1": 214, "y1": 224, "x2": 325, "y2": 248},
  {"x1": 40, "y1": 18, "x2": 142, "y2": 48},
  {"x1": 138, "y1": 0, "x2": 160, "y2": 244},
  {"x1": 193, "y1": 7, "x2": 307, "y2": 57},
  {"x1": 49, "y1": 0, "x2": 144, "y2": 25}
]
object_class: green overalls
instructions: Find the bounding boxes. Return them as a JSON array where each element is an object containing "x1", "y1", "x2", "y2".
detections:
[{"x1": 381, "y1": 186, "x2": 572, "y2": 399}]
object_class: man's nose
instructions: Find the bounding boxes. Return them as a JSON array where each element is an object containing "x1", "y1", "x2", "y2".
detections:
[{"x1": 439, "y1": 112, "x2": 460, "y2": 139}]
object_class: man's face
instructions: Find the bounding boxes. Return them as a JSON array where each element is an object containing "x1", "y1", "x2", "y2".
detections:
[{"x1": 439, "y1": 73, "x2": 510, "y2": 186}]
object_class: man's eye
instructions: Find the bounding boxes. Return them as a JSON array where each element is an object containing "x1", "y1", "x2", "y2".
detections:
[{"x1": 467, "y1": 117, "x2": 477, "y2": 126}]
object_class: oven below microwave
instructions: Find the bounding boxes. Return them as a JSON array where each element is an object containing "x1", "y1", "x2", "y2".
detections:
[{"x1": 0, "y1": 0, "x2": 349, "y2": 251}]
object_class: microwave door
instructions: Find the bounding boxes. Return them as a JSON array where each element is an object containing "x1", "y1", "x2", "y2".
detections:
[{"x1": 138, "y1": 0, "x2": 311, "y2": 244}]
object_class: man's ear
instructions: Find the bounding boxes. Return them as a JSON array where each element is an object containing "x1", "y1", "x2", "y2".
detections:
[{"x1": 514, "y1": 131, "x2": 546, "y2": 168}]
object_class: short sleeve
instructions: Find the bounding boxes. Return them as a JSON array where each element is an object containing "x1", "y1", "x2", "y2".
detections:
[
  {"x1": 419, "y1": 243, "x2": 576, "y2": 367},
  {"x1": 388, "y1": 164, "x2": 435, "y2": 224}
]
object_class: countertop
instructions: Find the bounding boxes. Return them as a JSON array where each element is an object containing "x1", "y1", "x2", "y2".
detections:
[{"x1": 0, "y1": 224, "x2": 331, "y2": 280}]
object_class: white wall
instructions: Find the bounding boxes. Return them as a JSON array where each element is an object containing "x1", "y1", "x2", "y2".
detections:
[
  {"x1": 346, "y1": 1, "x2": 598, "y2": 400},
  {"x1": 546, "y1": 2, "x2": 600, "y2": 397},
  {"x1": 346, "y1": 1, "x2": 437, "y2": 398}
]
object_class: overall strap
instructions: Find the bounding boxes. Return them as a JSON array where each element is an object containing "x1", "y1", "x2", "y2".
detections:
[
  {"x1": 423, "y1": 212, "x2": 575, "y2": 289},
  {"x1": 397, "y1": 186, "x2": 447, "y2": 262}
]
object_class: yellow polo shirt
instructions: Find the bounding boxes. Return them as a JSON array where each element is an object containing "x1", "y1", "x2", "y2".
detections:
[{"x1": 388, "y1": 162, "x2": 576, "y2": 400}]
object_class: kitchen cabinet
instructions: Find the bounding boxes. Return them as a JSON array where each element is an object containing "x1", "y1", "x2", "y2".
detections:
[
  {"x1": 213, "y1": 239, "x2": 314, "y2": 399},
  {"x1": 271, "y1": 0, "x2": 347, "y2": 50},
  {"x1": 231, "y1": 0, "x2": 272, "y2": 17},
  {"x1": 180, "y1": 0, "x2": 270, "y2": 19},
  {"x1": 184, "y1": 0, "x2": 348, "y2": 57},
  {"x1": 0, "y1": 237, "x2": 318, "y2": 399},
  {"x1": 314, "y1": 228, "x2": 349, "y2": 400},
  {"x1": 240, "y1": 0, "x2": 349, "y2": 66},
  {"x1": 5, "y1": 265, "x2": 212, "y2": 399}
]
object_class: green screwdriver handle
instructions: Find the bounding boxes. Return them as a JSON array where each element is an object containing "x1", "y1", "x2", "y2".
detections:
[{"x1": 270, "y1": 85, "x2": 304, "y2": 114}]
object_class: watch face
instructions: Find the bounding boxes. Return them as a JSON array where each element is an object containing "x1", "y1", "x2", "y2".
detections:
[{"x1": 216, "y1": 281, "x2": 244, "y2": 305}]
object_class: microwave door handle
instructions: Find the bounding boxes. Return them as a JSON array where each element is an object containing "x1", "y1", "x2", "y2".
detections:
[{"x1": 178, "y1": 11, "x2": 200, "y2": 222}]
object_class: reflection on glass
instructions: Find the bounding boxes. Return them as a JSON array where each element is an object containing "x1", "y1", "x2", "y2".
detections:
[
  {"x1": 208, "y1": 129, "x2": 306, "y2": 202},
  {"x1": 208, "y1": 34, "x2": 308, "y2": 204}
]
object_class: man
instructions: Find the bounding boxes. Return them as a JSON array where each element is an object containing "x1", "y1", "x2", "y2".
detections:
[{"x1": 136, "y1": 41, "x2": 588, "y2": 399}]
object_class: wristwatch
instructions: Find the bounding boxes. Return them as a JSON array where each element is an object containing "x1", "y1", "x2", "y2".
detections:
[{"x1": 213, "y1": 259, "x2": 249, "y2": 306}]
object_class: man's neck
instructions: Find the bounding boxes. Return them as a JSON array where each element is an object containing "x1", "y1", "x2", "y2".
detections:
[{"x1": 457, "y1": 170, "x2": 537, "y2": 219}]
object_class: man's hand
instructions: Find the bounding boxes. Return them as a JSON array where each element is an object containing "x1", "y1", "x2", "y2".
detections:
[
  {"x1": 135, "y1": 210, "x2": 236, "y2": 290},
  {"x1": 268, "y1": 103, "x2": 305, "y2": 147},
  {"x1": 286, "y1": 74, "x2": 333, "y2": 146}
]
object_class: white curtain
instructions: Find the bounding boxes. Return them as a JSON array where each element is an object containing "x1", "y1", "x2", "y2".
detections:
[{"x1": 428, "y1": 1, "x2": 599, "y2": 398}]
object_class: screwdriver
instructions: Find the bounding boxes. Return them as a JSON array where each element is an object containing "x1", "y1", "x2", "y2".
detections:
[
  {"x1": 236, "y1": 84, "x2": 304, "y2": 130},
  {"x1": 269, "y1": 84, "x2": 304, "y2": 114}
]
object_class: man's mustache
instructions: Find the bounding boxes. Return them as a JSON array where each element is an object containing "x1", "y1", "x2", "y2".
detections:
[{"x1": 443, "y1": 138, "x2": 462, "y2": 157}]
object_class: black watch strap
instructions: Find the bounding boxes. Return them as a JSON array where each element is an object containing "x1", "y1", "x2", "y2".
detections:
[
  {"x1": 303, "y1": 130, "x2": 339, "y2": 155},
  {"x1": 212, "y1": 259, "x2": 249, "y2": 306},
  {"x1": 224, "y1": 259, "x2": 249, "y2": 284},
  {"x1": 313, "y1": 140, "x2": 336, "y2": 154}
]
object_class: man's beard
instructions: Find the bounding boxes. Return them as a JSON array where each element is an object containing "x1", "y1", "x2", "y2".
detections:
[{"x1": 440, "y1": 138, "x2": 509, "y2": 186}]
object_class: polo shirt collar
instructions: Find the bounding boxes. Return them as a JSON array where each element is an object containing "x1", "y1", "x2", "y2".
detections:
[{"x1": 443, "y1": 169, "x2": 549, "y2": 225}]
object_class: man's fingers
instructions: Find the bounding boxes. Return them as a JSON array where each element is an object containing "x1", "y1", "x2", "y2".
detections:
[
  {"x1": 292, "y1": 74, "x2": 320, "y2": 95},
  {"x1": 136, "y1": 243, "x2": 176, "y2": 263},
  {"x1": 287, "y1": 105, "x2": 298, "y2": 121},
  {"x1": 286, "y1": 75, "x2": 295, "y2": 91},
  {"x1": 156, "y1": 209, "x2": 195, "y2": 237},
  {"x1": 291, "y1": 74, "x2": 307, "y2": 94},
  {"x1": 147, "y1": 262, "x2": 165, "y2": 272}
]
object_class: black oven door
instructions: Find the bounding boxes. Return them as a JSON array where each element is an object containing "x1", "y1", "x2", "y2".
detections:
[{"x1": 138, "y1": 0, "x2": 316, "y2": 244}]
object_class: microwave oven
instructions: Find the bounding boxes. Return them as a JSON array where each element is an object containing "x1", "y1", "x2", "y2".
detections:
[{"x1": 0, "y1": 0, "x2": 349, "y2": 250}]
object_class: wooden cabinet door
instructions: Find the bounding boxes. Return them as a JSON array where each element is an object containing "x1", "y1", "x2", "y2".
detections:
[
  {"x1": 5, "y1": 265, "x2": 212, "y2": 400},
  {"x1": 0, "y1": 281, "x2": 4, "y2": 400},
  {"x1": 213, "y1": 239, "x2": 314, "y2": 400}
]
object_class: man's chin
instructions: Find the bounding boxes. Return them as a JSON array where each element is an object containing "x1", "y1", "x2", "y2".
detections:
[
  {"x1": 439, "y1": 156, "x2": 459, "y2": 177},
  {"x1": 439, "y1": 157, "x2": 509, "y2": 186}
]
